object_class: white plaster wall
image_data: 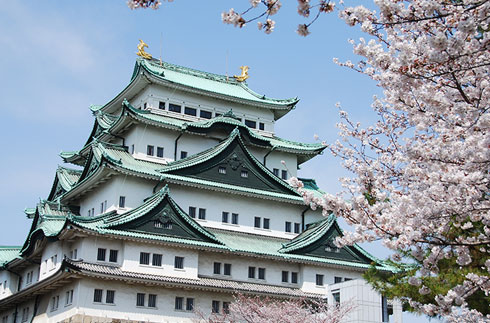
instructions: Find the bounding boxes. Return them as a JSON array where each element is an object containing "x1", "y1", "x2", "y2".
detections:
[
  {"x1": 0, "y1": 270, "x2": 14, "y2": 300},
  {"x1": 78, "y1": 175, "x2": 155, "y2": 217},
  {"x1": 265, "y1": 150, "x2": 298, "y2": 178},
  {"x1": 121, "y1": 241, "x2": 198, "y2": 279},
  {"x1": 39, "y1": 241, "x2": 64, "y2": 281},
  {"x1": 169, "y1": 184, "x2": 308, "y2": 239},
  {"x1": 79, "y1": 237, "x2": 124, "y2": 265},
  {"x1": 301, "y1": 264, "x2": 364, "y2": 294}
]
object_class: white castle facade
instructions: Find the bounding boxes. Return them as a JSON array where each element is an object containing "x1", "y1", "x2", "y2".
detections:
[{"x1": 0, "y1": 55, "x2": 402, "y2": 323}]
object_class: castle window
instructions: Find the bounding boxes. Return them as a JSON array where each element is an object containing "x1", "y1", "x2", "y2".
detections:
[
  {"x1": 258, "y1": 267, "x2": 266, "y2": 280},
  {"x1": 119, "y1": 196, "x2": 126, "y2": 208},
  {"x1": 175, "y1": 297, "x2": 183, "y2": 310},
  {"x1": 198, "y1": 208, "x2": 206, "y2": 220},
  {"x1": 282, "y1": 271, "x2": 289, "y2": 283},
  {"x1": 333, "y1": 292, "x2": 341, "y2": 304},
  {"x1": 157, "y1": 146, "x2": 164, "y2": 158},
  {"x1": 50, "y1": 295, "x2": 59, "y2": 311},
  {"x1": 21, "y1": 308, "x2": 29, "y2": 322},
  {"x1": 200, "y1": 110, "x2": 212, "y2": 119},
  {"x1": 232, "y1": 213, "x2": 239, "y2": 225},
  {"x1": 248, "y1": 266, "x2": 256, "y2": 279},
  {"x1": 316, "y1": 274, "x2": 324, "y2": 286},
  {"x1": 163, "y1": 222, "x2": 172, "y2": 229},
  {"x1": 186, "y1": 298, "x2": 194, "y2": 311},
  {"x1": 136, "y1": 293, "x2": 145, "y2": 307},
  {"x1": 294, "y1": 223, "x2": 301, "y2": 234},
  {"x1": 65, "y1": 290, "x2": 74, "y2": 305},
  {"x1": 69, "y1": 249, "x2": 78, "y2": 259},
  {"x1": 97, "y1": 248, "x2": 106, "y2": 261},
  {"x1": 147, "y1": 145, "x2": 154, "y2": 156},
  {"x1": 281, "y1": 170, "x2": 288, "y2": 180},
  {"x1": 174, "y1": 256, "x2": 184, "y2": 269},
  {"x1": 218, "y1": 166, "x2": 227, "y2": 174},
  {"x1": 285, "y1": 221, "x2": 292, "y2": 232},
  {"x1": 26, "y1": 271, "x2": 33, "y2": 285},
  {"x1": 169, "y1": 103, "x2": 181, "y2": 113},
  {"x1": 143, "y1": 102, "x2": 147, "y2": 109},
  {"x1": 223, "y1": 301, "x2": 231, "y2": 314},
  {"x1": 148, "y1": 294, "x2": 157, "y2": 308},
  {"x1": 189, "y1": 206, "x2": 196, "y2": 218},
  {"x1": 259, "y1": 122, "x2": 265, "y2": 130},
  {"x1": 131, "y1": 144, "x2": 135, "y2": 154},
  {"x1": 154, "y1": 220, "x2": 163, "y2": 228},
  {"x1": 241, "y1": 170, "x2": 248, "y2": 178},
  {"x1": 109, "y1": 250, "x2": 118, "y2": 263},
  {"x1": 245, "y1": 119, "x2": 257, "y2": 128},
  {"x1": 106, "y1": 290, "x2": 115, "y2": 304},
  {"x1": 263, "y1": 218, "x2": 270, "y2": 230},
  {"x1": 291, "y1": 272, "x2": 298, "y2": 284},
  {"x1": 224, "y1": 263, "x2": 232, "y2": 276},
  {"x1": 152, "y1": 254, "x2": 162, "y2": 267},
  {"x1": 215, "y1": 113, "x2": 222, "y2": 117},
  {"x1": 93, "y1": 289, "x2": 103, "y2": 303},
  {"x1": 211, "y1": 300, "x2": 220, "y2": 313},
  {"x1": 334, "y1": 276, "x2": 343, "y2": 284},
  {"x1": 184, "y1": 107, "x2": 197, "y2": 116},
  {"x1": 222, "y1": 212, "x2": 229, "y2": 223},
  {"x1": 159, "y1": 101, "x2": 166, "y2": 110},
  {"x1": 139, "y1": 252, "x2": 150, "y2": 265},
  {"x1": 273, "y1": 168, "x2": 279, "y2": 176},
  {"x1": 180, "y1": 151, "x2": 188, "y2": 159},
  {"x1": 213, "y1": 262, "x2": 221, "y2": 275},
  {"x1": 254, "y1": 217, "x2": 261, "y2": 228}
]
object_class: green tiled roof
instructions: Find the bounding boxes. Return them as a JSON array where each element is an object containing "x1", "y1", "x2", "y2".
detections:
[
  {"x1": 280, "y1": 215, "x2": 336, "y2": 253},
  {"x1": 0, "y1": 247, "x2": 21, "y2": 267},
  {"x1": 137, "y1": 59, "x2": 299, "y2": 110}
]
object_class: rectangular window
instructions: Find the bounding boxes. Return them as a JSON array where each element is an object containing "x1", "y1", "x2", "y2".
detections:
[
  {"x1": 282, "y1": 271, "x2": 289, "y2": 283},
  {"x1": 189, "y1": 206, "x2": 196, "y2": 218},
  {"x1": 273, "y1": 168, "x2": 279, "y2": 176},
  {"x1": 136, "y1": 293, "x2": 145, "y2": 307},
  {"x1": 157, "y1": 146, "x2": 164, "y2": 158},
  {"x1": 119, "y1": 196, "x2": 126, "y2": 208},
  {"x1": 263, "y1": 218, "x2": 270, "y2": 230},
  {"x1": 333, "y1": 292, "x2": 340, "y2": 304},
  {"x1": 66, "y1": 290, "x2": 74, "y2": 305},
  {"x1": 175, "y1": 296, "x2": 183, "y2": 310},
  {"x1": 186, "y1": 298, "x2": 194, "y2": 311},
  {"x1": 254, "y1": 217, "x2": 261, "y2": 228},
  {"x1": 97, "y1": 248, "x2": 106, "y2": 261},
  {"x1": 213, "y1": 262, "x2": 221, "y2": 275},
  {"x1": 184, "y1": 107, "x2": 197, "y2": 116},
  {"x1": 241, "y1": 170, "x2": 248, "y2": 178},
  {"x1": 131, "y1": 144, "x2": 135, "y2": 154},
  {"x1": 215, "y1": 113, "x2": 222, "y2": 117},
  {"x1": 169, "y1": 103, "x2": 181, "y2": 113},
  {"x1": 200, "y1": 110, "x2": 212, "y2": 119},
  {"x1": 152, "y1": 254, "x2": 163, "y2": 267},
  {"x1": 106, "y1": 290, "x2": 115, "y2": 304},
  {"x1": 159, "y1": 101, "x2": 166, "y2": 110},
  {"x1": 211, "y1": 300, "x2": 220, "y2": 313},
  {"x1": 21, "y1": 308, "x2": 29, "y2": 322},
  {"x1": 143, "y1": 102, "x2": 147, "y2": 109},
  {"x1": 218, "y1": 166, "x2": 227, "y2": 174},
  {"x1": 334, "y1": 276, "x2": 343, "y2": 284},
  {"x1": 100, "y1": 202, "x2": 104, "y2": 214},
  {"x1": 147, "y1": 145, "x2": 154, "y2": 156},
  {"x1": 51, "y1": 295, "x2": 59, "y2": 311},
  {"x1": 140, "y1": 252, "x2": 150, "y2": 265},
  {"x1": 180, "y1": 151, "x2": 188, "y2": 159},
  {"x1": 109, "y1": 250, "x2": 118, "y2": 263},
  {"x1": 291, "y1": 272, "x2": 298, "y2": 284},
  {"x1": 245, "y1": 119, "x2": 257, "y2": 128},
  {"x1": 285, "y1": 221, "x2": 292, "y2": 233},
  {"x1": 222, "y1": 212, "x2": 229, "y2": 223},
  {"x1": 93, "y1": 289, "x2": 103, "y2": 303},
  {"x1": 259, "y1": 122, "x2": 265, "y2": 130},
  {"x1": 281, "y1": 170, "x2": 288, "y2": 180},
  {"x1": 91, "y1": 208, "x2": 94, "y2": 216},
  {"x1": 316, "y1": 274, "x2": 324, "y2": 286},
  {"x1": 224, "y1": 263, "x2": 232, "y2": 276},
  {"x1": 223, "y1": 301, "x2": 230, "y2": 314},
  {"x1": 248, "y1": 266, "x2": 256, "y2": 279},
  {"x1": 198, "y1": 208, "x2": 206, "y2": 220},
  {"x1": 232, "y1": 213, "x2": 239, "y2": 225},
  {"x1": 174, "y1": 256, "x2": 184, "y2": 269},
  {"x1": 148, "y1": 294, "x2": 157, "y2": 308},
  {"x1": 258, "y1": 267, "x2": 266, "y2": 280},
  {"x1": 294, "y1": 223, "x2": 301, "y2": 234}
]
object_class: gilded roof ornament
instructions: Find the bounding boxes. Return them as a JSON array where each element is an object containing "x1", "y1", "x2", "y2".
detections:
[
  {"x1": 234, "y1": 66, "x2": 249, "y2": 82},
  {"x1": 136, "y1": 39, "x2": 152, "y2": 60}
]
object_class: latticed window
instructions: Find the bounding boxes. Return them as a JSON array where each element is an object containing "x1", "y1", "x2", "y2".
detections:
[
  {"x1": 109, "y1": 250, "x2": 118, "y2": 263},
  {"x1": 263, "y1": 218, "x2": 270, "y2": 230},
  {"x1": 152, "y1": 254, "x2": 162, "y2": 267},
  {"x1": 222, "y1": 212, "x2": 229, "y2": 223},
  {"x1": 139, "y1": 252, "x2": 150, "y2": 265},
  {"x1": 97, "y1": 248, "x2": 106, "y2": 261},
  {"x1": 316, "y1": 274, "x2": 324, "y2": 286},
  {"x1": 258, "y1": 267, "x2": 266, "y2": 280},
  {"x1": 218, "y1": 166, "x2": 227, "y2": 174},
  {"x1": 224, "y1": 263, "x2": 232, "y2": 276},
  {"x1": 211, "y1": 300, "x2": 220, "y2": 313},
  {"x1": 136, "y1": 293, "x2": 145, "y2": 307},
  {"x1": 282, "y1": 271, "x2": 289, "y2": 283},
  {"x1": 200, "y1": 110, "x2": 212, "y2": 119},
  {"x1": 198, "y1": 208, "x2": 206, "y2": 220},
  {"x1": 174, "y1": 256, "x2": 184, "y2": 269},
  {"x1": 186, "y1": 298, "x2": 194, "y2": 311},
  {"x1": 291, "y1": 272, "x2": 298, "y2": 284},
  {"x1": 175, "y1": 297, "x2": 183, "y2": 310},
  {"x1": 148, "y1": 294, "x2": 157, "y2": 308},
  {"x1": 248, "y1": 266, "x2": 255, "y2": 279},
  {"x1": 213, "y1": 262, "x2": 221, "y2": 275},
  {"x1": 188, "y1": 206, "x2": 196, "y2": 218},
  {"x1": 93, "y1": 289, "x2": 103, "y2": 303},
  {"x1": 232, "y1": 213, "x2": 239, "y2": 225},
  {"x1": 106, "y1": 290, "x2": 115, "y2": 304}
]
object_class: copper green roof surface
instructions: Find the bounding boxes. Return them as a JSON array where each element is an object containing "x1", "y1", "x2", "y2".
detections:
[
  {"x1": 136, "y1": 58, "x2": 299, "y2": 110},
  {"x1": 280, "y1": 215, "x2": 337, "y2": 253},
  {"x1": 0, "y1": 247, "x2": 21, "y2": 267}
]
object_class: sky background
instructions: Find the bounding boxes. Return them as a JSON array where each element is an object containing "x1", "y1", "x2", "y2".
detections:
[{"x1": 0, "y1": 2, "x2": 437, "y2": 322}]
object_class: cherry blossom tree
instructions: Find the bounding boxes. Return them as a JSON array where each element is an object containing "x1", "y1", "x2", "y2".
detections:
[
  {"x1": 193, "y1": 294, "x2": 355, "y2": 323},
  {"x1": 127, "y1": 0, "x2": 490, "y2": 320}
]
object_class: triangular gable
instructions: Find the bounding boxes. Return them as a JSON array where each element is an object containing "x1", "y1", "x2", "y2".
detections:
[
  {"x1": 47, "y1": 167, "x2": 82, "y2": 201},
  {"x1": 103, "y1": 187, "x2": 221, "y2": 244},
  {"x1": 280, "y1": 216, "x2": 376, "y2": 265},
  {"x1": 161, "y1": 129, "x2": 299, "y2": 196}
]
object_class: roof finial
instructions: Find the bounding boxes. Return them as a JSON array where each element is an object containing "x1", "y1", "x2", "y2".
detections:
[
  {"x1": 234, "y1": 66, "x2": 249, "y2": 82},
  {"x1": 136, "y1": 39, "x2": 152, "y2": 60}
]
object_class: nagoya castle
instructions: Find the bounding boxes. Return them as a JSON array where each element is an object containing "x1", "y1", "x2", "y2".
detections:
[{"x1": 0, "y1": 43, "x2": 402, "y2": 323}]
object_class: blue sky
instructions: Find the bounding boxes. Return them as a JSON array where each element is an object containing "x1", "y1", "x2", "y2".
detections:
[{"x1": 0, "y1": 2, "x2": 436, "y2": 322}]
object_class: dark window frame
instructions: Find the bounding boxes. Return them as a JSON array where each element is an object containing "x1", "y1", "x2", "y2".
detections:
[
  {"x1": 222, "y1": 212, "x2": 229, "y2": 223},
  {"x1": 224, "y1": 263, "x2": 232, "y2": 276},
  {"x1": 175, "y1": 296, "x2": 184, "y2": 310},
  {"x1": 97, "y1": 248, "x2": 106, "y2": 262},
  {"x1": 254, "y1": 217, "x2": 261, "y2": 228},
  {"x1": 156, "y1": 146, "x2": 164, "y2": 158},
  {"x1": 248, "y1": 266, "x2": 256, "y2": 279},
  {"x1": 109, "y1": 249, "x2": 118, "y2": 263},
  {"x1": 169, "y1": 103, "x2": 181, "y2": 113},
  {"x1": 282, "y1": 271, "x2": 289, "y2": 283},
  {"x1": 93, "y1": 289, "x2": 103, "y2": 303},
  {"x1": 231, "y1": 213, "x2": 239, "y2": 225},
  {"x1": 198, "y1": 208, "x2": 206, "y2": 220},
  {"x1": 148, "y1": 294, "x2": 157, "y2": 308},
  {"x1": 180, "y1": 151, "x2": 188, "y2": 159},
  {"x1": 189, "y1": 206, "x2": 196, "y2": 218},
  {"x1": 152, "y1": 254, "x2": 163, "y2": 267},
  {"x1": 174, "y1": 256, "x2": 184, "y2": 269},
  {"x1": 316, "y1": 274, "x2": 324, "y2": 286},
  {"x1": 159, "y1": 101, "x2": 166, "y2": 110},
  {"x1": 184, "y1": 106, "x2": 197, "y2": 116},
  {"x1": 291, "y1": 272, "x2": 298, "y2": 284},
  {"x1": 285, "y1": 221, "x2": 292, "y2": 233},
  {"x1": 258, "y1": 267, "x2": 266, "y2": 280},
  {"x1": 147, "y1": 145, "x2": 154, "y2": 156},
  {"x1": 244, "y1": 119, "x2": 257, "y2": 128},
  {"x1": 106, "y1": 290, "x2": 115, "y2": 304},
  {"x1": 263, "y1": 218, "x2": 270, "y2": 230},
  {"x1": 119, "y1": 196, "x2": 126, "y2": 208},
  {"x1": 200, "y1": 110, "x2": 212, "y2": 119},
  {"x1": 139, "y1": 252, "x2": 150, "y2": 265},
  {"x1": 213, "y1": 262, "x2": 221, "y2": 275},
  {"x1": 136, "y1": 293, "x2": 145, "y2": 307}
]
